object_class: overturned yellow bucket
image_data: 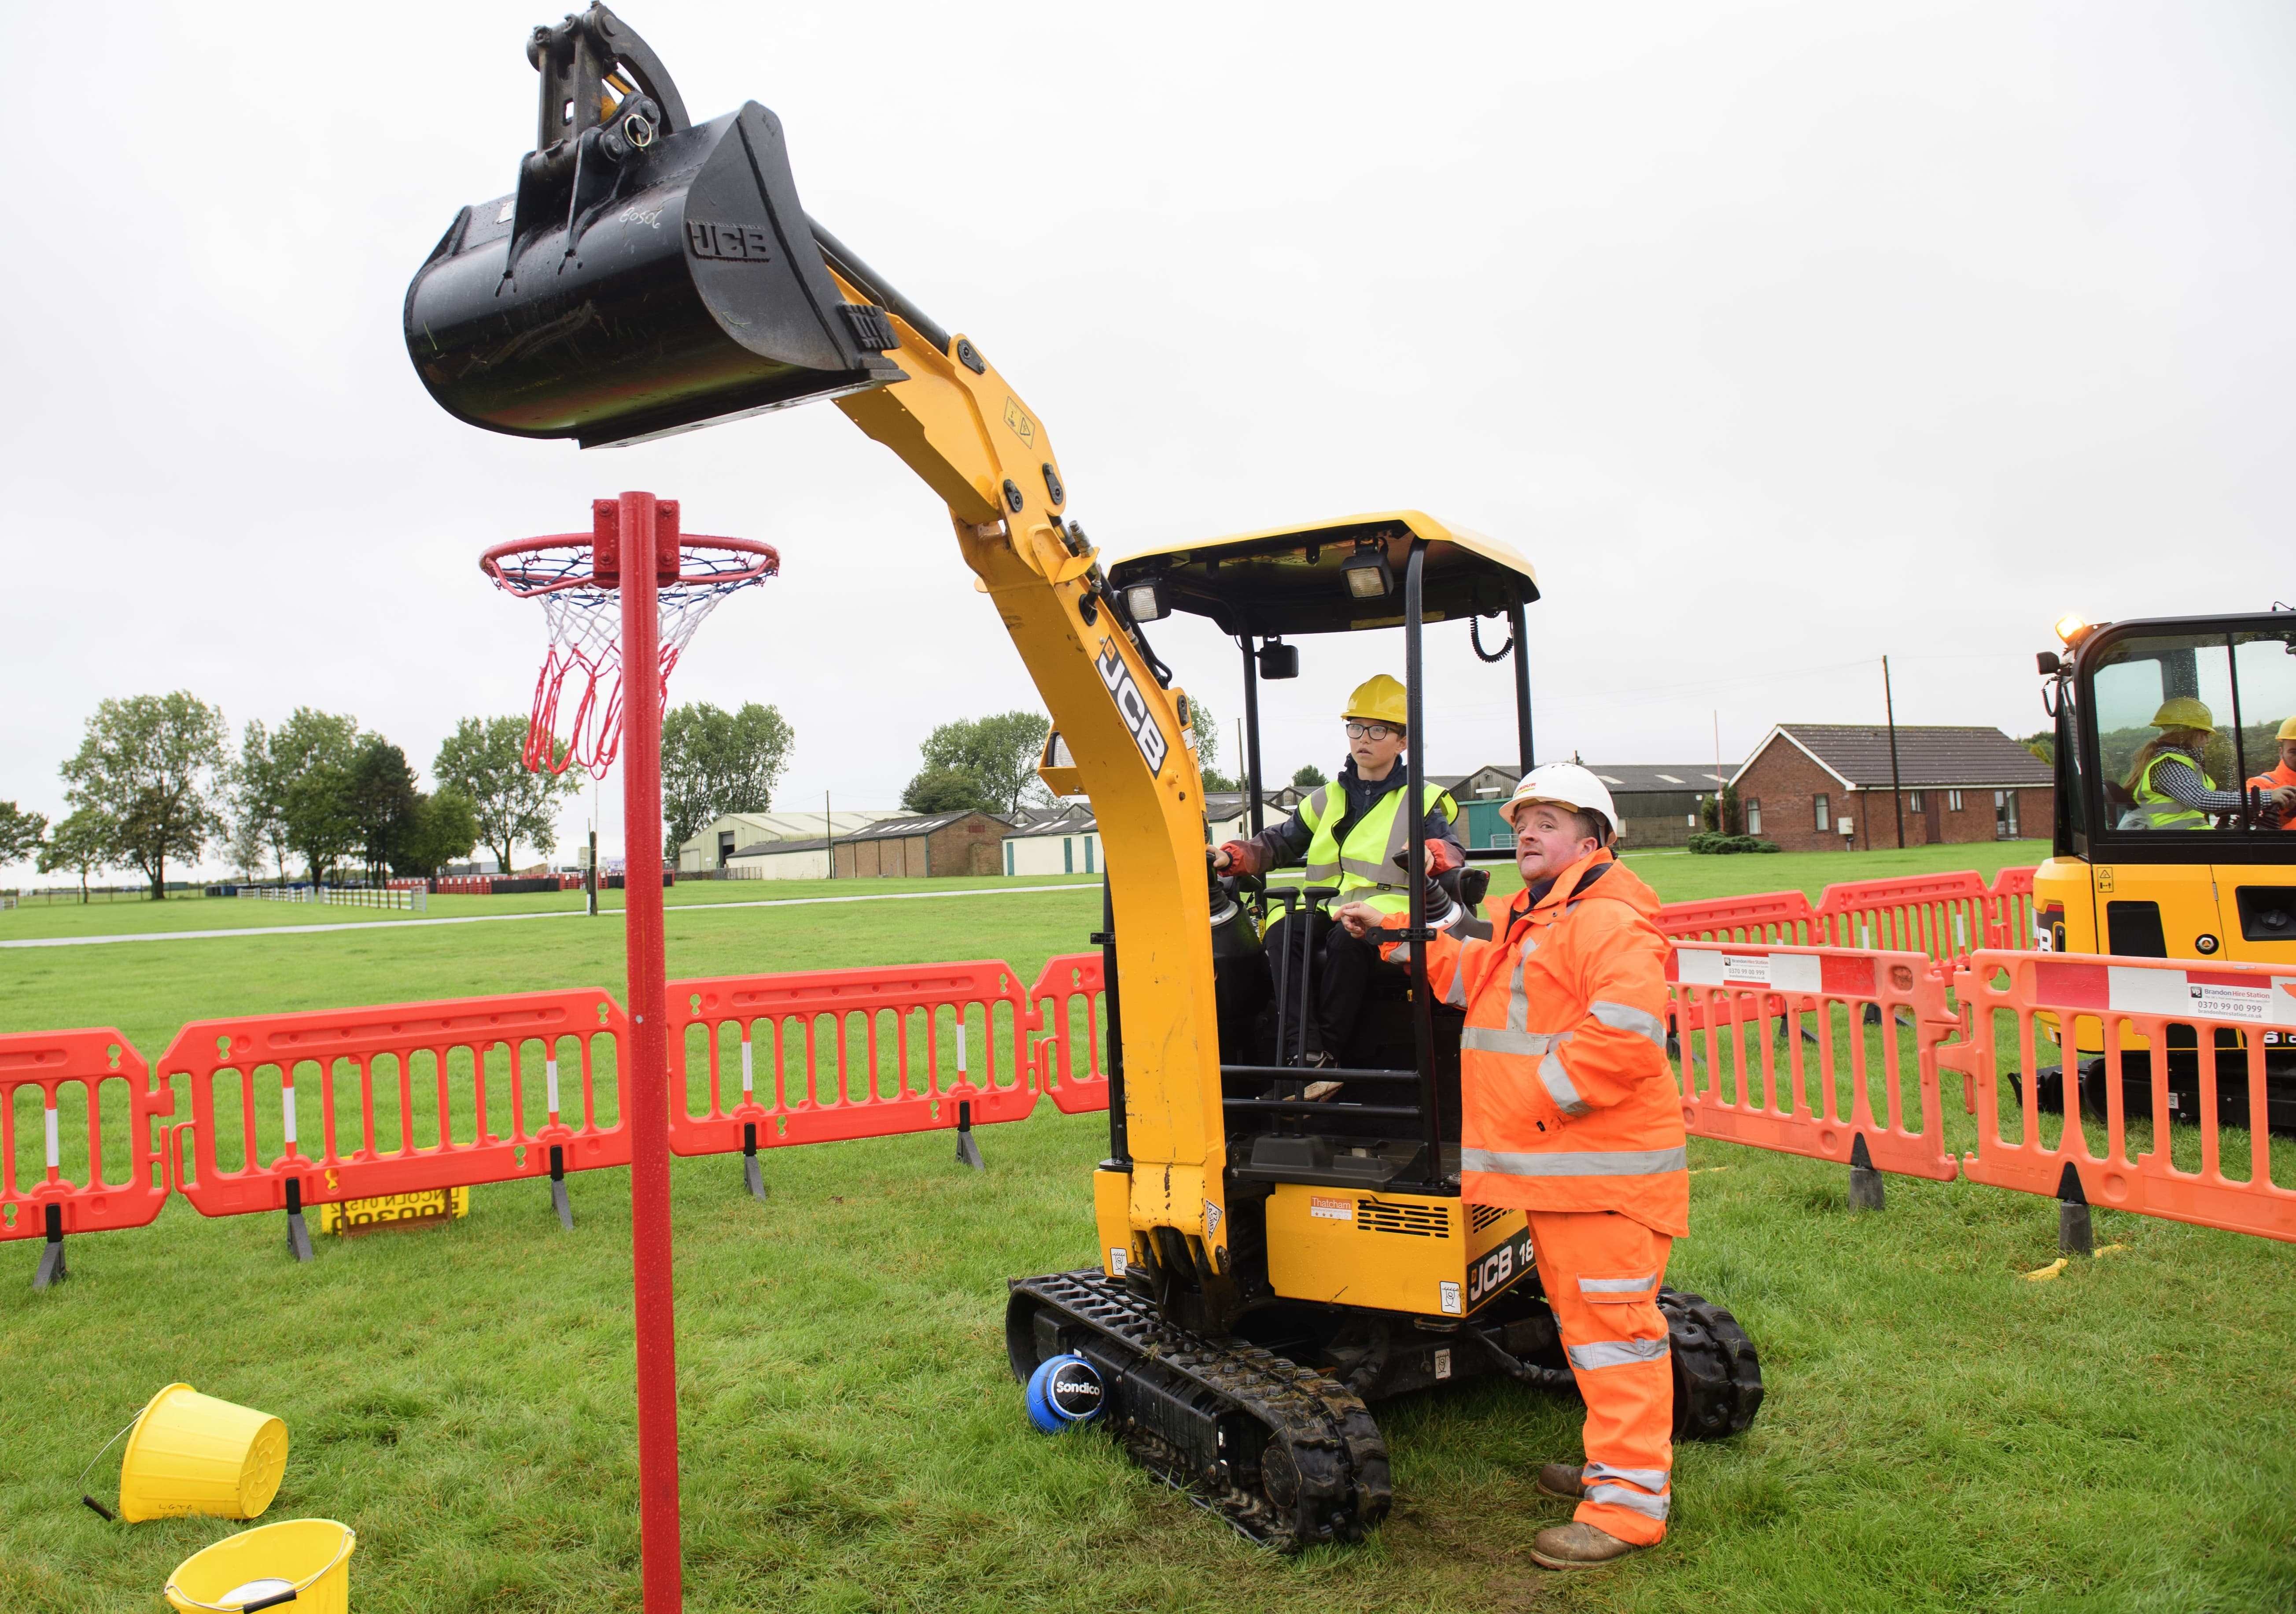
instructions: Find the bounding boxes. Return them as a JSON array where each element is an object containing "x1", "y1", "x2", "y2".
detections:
[
  {"x1": 165, "y1": 1518, "x2": 355, "y2": 1614},
  {"x1": 118, "y1": 1384, "x2": 288, "y2": 1523}
]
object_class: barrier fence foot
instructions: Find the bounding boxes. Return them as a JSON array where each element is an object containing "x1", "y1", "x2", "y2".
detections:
[
  {"x1": 743, "y1": 1123, "x2": 767, "y2": 1201},
  {"x1": 549, "y1": 1145, "x2": 574, "y2": 1230},
  {"x1": 955, "y1": 1100, "x2": 985, "y2": 1172},
  {"x1": 32, "y1": 1204, "x2": 65, "y2": 1291},
  {"x1": 1847, "y1": 1134, "x2": 1886, "y2": 1212},
  {"x1": 2056, "y1": 1162, "x2": 2094, "y2": 1256},
  {"x1": 284, "y1": 1179, "x2": 315, "y2": 1264}
]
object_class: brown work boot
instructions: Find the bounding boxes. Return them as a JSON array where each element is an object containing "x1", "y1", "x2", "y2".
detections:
[
  {"x1": 1529, "y1": 1521, "x2": 1646, "y2": 1570},
  {"x1": 1533, "y1": 1463, "x2": 1585, "y2": 1501}
]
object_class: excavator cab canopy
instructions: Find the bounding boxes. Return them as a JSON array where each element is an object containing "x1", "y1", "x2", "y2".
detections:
[{"x1": 1108, "y1": 512, "x2": 1537, "y2": 640}]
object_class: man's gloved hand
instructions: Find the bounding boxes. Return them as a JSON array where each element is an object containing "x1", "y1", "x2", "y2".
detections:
[
  {"x1": 1212, "y1": 840, "x2": 1260, "y2": 876},
  {"x1": 1390, "y1": 839, "x2": 1463, "y2": 876}
]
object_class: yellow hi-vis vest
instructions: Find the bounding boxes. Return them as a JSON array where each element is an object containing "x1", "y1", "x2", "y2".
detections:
[
  {"x1": 1297, "y1": 779, "x2": 1460, "y2": 914},
  {"x1": 2132, "y1": 750, "x2": 2215, "y2": 831}
]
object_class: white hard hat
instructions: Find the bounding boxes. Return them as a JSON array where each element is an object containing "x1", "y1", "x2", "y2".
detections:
[{"x1": 1500, "y1": 763, "x2": 1619, "y2": 842}]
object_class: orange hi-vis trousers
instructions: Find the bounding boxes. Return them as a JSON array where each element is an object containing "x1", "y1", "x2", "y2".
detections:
[{"x1": 1529, "y1": 1208, "x2": 1674, "y2": 1544}]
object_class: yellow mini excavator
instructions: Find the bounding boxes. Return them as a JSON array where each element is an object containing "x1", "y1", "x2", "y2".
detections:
[
  {"x1": 2033, "y1": 611, "x2": 2296, "y2": 1132},
  {"x1": 404, "y1": 6, "x2": 1762, "y2": 1550}
]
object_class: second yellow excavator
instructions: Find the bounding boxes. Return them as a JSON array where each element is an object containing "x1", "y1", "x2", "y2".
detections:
[{"x1": 403, "y1": 5, "x2": 1762, "y2": 1549}]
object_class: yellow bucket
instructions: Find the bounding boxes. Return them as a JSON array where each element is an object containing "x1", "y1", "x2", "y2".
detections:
[
  {"x1": 117, "y1": 1384, "x2": 288, "y2": 1523},
  {"x1": 164, "y1": 1518, "x2": 356, "y2": 1614}
]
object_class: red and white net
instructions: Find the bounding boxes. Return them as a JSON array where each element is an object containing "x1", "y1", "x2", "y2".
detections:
[{"x1": 484, "y1": 538, "x2": 778, "y2": 777}]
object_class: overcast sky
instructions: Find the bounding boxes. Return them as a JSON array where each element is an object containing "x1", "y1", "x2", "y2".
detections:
[{"x1": 4, "y1": 2, "x2": 2290, "y2": 879}]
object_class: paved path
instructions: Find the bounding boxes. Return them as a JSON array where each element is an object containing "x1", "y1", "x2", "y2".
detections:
[{"x1": 0, "y1": 884, "x2": 1096, "y2": 949}]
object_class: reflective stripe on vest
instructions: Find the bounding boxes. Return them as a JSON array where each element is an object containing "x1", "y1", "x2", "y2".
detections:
[
  {"x1": 1457, "y1": 951, "x2": 1591, "y2": 1116},
  {"x1": 1578, "y1": 1271, "x2": 1660, "y2": 1296},
  {"x1": 1585, "y1": 1482, "x2": 1671, "y2": 1520},
  {"x1": 1591, "y1": 1000, "x2": 1670, "y2": 1049},
  {"x1": 1463, "y1": 1145, "x2": 1689, "y2": 1178},
  {"x1": 1298, "y1": 777, "x2": 1458, "y2": 912},
  {"x1": 2132, "y1": 751, "x2": 2214, "y2": 830},
  {"x1": 1565, "y1": 1335, "x2": 1670, "y2": 1370}
]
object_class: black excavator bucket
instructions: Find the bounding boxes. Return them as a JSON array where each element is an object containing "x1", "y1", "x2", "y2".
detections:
[{"x1": 404, "y1": 4, "x2": 915, "y2": 447}]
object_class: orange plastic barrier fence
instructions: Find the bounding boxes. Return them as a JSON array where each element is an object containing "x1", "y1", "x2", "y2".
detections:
[
  {"x1": 1808, "y1": 867, "x2": 2038, "y2": 971},
  {"x1": 667, "y1": 960, "x2": 1038, "y2": 1156},
  {"x1": 1668, "y1": 943, "x2": 1961, "y2": 1181},
  {"x1": 1813, "y1": 871, "x2": 1990, "y2": 965},
  {"x1": 1654, "y1": 891, "x2": 1825, "y2": 1034},
  {"x1": 1946, "y1": 949, "x2": 2296, "y2": 1242},
  {"x1": 1987, "y1": 866, "x2": 2038, "y2": 953},
  {"x1": 1026, "y1": 953, "x2": 1111, "y2": 1115},
  {"x1": 1653, "y1": 890, "x2": 1817, "y2": 946},
  {"x1": 1, "y1": 1029, "x2": 174, "y2": 1284},
  {"x1": 162, "y1": 989, "x2": 631, "y2": 1219}
]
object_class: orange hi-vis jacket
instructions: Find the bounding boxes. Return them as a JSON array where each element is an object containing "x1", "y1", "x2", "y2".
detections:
[
  {"x1": 2246, "y1": 763, "x2": 2296, "y2": 829},
  {"x1": 1379, "y1": 848, "x2": 1687, "y2": 1236}
]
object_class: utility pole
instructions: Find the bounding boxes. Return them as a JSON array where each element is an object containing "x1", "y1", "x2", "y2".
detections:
[
  {"x1": 587, "y1": 768, "x2": 600, "y2": 916},
  {"x1": 1883, "y1": 656, "x2": 1906, "y2": 849},
  {"x1": 825, "y1": 790, "x2": 833, "y2": 880},
  {"x1": 1712, "y1": 710, "x2": 1724, "y2": 831}
]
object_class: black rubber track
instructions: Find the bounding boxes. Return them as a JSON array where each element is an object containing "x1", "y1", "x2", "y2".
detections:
[{"x1": 1008, "y1": 1270, "x2": 1390, "y2": 1552}]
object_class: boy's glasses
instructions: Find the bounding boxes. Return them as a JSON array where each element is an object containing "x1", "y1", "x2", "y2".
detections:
[{"x1": 1344, "y1": 721, "x2": 1397, "y2": 741}]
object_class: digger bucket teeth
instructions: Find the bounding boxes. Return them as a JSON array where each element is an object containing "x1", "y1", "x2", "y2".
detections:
[{"x1": 405, "y1": 10, "x2": 907, "y2": 447}]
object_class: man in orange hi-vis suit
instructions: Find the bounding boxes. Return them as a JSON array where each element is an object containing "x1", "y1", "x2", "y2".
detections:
[
  {"x1": 1338, "y1": 761, "x2": 1684, "y2": 1569},
  {"x1": 2244, "y1": 716, "x2": 2296, "y2": 829}
]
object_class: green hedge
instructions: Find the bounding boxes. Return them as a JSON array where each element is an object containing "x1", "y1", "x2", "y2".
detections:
[{"x1": 1687, "y1": 832, "x2": 1782, "y2": 855}]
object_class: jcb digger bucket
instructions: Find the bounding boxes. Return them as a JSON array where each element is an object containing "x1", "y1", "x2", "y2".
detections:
[{"x1": 404, "y1": 4, "x2": 915, "y2": 447}]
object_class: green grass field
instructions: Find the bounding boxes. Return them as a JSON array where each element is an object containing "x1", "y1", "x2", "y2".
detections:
[{"x1": 4, "y1": 840, "x2": 2293, "y2": 1612}]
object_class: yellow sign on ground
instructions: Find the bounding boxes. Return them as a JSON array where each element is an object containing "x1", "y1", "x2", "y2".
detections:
[{"x1": 316, "y1": 1187, "x2": 470, "y2": 1237}]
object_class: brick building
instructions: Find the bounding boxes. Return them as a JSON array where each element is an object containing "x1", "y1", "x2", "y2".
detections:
[
  {"x1": 833, "y1": 810, "x2": 1011, "y2": 877},
  {"x1": 1730, "y1": 725, "x2": 2051, "y2": 851}
]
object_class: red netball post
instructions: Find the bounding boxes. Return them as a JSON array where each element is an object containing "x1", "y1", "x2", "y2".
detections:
[{"x1": 485, "y1": 492, "x2": 778, "y2": 1614}]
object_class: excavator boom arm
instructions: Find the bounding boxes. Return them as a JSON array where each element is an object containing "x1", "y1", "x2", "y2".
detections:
[{"x1": 400, "y1": 2, "x2": 1233, "y2": 1276}]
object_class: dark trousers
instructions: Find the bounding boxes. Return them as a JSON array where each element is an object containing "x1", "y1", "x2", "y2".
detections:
[{"x1": 1262, "y1": 910, "x2": 1398, "y2": 1060}]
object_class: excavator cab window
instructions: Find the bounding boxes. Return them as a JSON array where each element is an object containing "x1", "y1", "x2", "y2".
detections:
[
  {"x1": 1110, "y1": 514, "x2": 1539, "y2": 1193},
  {"x1": 2078, "y1": 622, "x2": 2296, "y2": 853}
]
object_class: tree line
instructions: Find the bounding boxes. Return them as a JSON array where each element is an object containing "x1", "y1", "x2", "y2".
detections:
[
  {"x1": 890, "y1": 701, "x2": 1328, "y2": 818},
  {"x1": 0, "y1": 694, "x2": 796, "y2": 901}
]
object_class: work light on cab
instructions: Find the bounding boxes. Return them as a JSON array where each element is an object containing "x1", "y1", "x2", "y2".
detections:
[
  {"x1": 1123, "y1": 579, "x2": 1170, "y2": 622},
  {"x1": 1342, "y1": 548, "x2": 1394, "y2": 598}
]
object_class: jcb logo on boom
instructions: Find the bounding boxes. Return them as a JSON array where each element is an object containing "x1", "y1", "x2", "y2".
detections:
[
  {"x1": 1098, "y1": 644, "x2": 1167, "y2": 776},
  {"x1": 1467, "y1": 1227, "x2": 1532, "y2": 1308}
]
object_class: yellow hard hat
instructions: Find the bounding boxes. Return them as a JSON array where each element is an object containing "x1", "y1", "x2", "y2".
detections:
[
  {"x1": 2278, "y1": 716, "x2": 2296, "y2": 743},
  {"x1": 2149, "y1": 697, "x2": 2215, "y2": 733},
  {"x1": 1343, "y1": 674, "x2": 1408, "y2": 729}
]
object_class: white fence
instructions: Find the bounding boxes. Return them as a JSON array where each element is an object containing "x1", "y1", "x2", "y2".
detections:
[{"x1": 237, "y1": 884, "x2": 428, "y2": 912}]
